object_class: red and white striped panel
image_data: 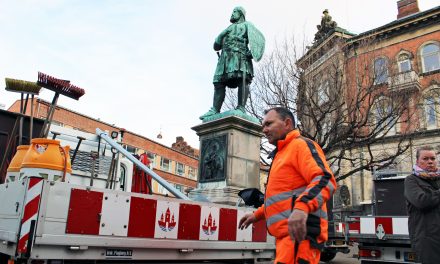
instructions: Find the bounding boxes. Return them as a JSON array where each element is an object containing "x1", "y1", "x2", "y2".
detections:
[
  {"x1": 66, "y1": 188, "x2": 267, "y2": 242},
  {"x1": 348, "y1": 217, "x2": 360, "y2": 234},
  {"x1": 347, "y1": 217, "x2": 408, "y2": 236},
  {"x1": 17, "y1": 177, "x2": 44, "y2": 255},
  {"x1": 335, "y1": 222, "x2": 344, "y2": 233}
]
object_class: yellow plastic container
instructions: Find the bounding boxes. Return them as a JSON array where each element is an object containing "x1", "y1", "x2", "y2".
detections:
[
  {"x1": 20, "y1": 138, "x2": 72, "y2": 181},
  {"x1": 5, "y1": 145, "x2": 30, "y2": 182},
  {"x1": 7, "y1": 145, "x2": 30, "y2": 173}
]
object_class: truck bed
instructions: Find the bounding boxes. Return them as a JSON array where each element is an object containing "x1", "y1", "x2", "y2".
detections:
[{"x1": 0, "y1": 178, "x2": 275, "y2": 262}]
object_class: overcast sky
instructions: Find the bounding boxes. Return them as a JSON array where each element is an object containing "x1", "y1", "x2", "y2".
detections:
[{"x1": 0, "y1": 0, "x2": 438, "y2": 149}]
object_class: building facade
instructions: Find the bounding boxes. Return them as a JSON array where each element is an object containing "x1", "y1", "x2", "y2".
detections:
[
  {"x1": 298, "y1": 0, "x2": 440, "y2": 207},
  {"x1": 8, "y1": 98, "x2": 199, "y2": 195}
]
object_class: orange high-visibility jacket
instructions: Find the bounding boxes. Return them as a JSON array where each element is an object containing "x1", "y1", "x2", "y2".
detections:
[{"x1": 255, "y1": 130, "x2": 336, "y2": 247}]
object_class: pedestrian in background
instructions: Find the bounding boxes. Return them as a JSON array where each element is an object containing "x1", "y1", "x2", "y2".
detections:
[
  {"x1": 405, "y1": 145, "x2": 440, "y2": 264},
  {"x1": 239, "y1": 107, "x2": 336, "y2": 264}
]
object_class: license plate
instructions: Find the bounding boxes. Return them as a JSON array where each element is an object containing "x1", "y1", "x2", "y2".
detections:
[
  {"x1": 106, "y1": 249, "x2": 133, "y2": 258},
  {"x1": 404, "y1": 252, "x2": 416, "y2": 262},
  {"x1": 334, "y1": 240, "x2": 345, "y2": 246}
]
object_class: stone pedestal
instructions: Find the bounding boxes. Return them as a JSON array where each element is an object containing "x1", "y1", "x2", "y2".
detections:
[{"x1": 190, "y1": 115, "x2": 263, "y2": 205}]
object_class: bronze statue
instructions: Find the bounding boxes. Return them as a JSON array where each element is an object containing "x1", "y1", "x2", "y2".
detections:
[
  {"x1": 314, "y1": 9, "x2": 337, "y2": 43},
  {"x1": 321, "y1": 9, "x2": 337, "y2": 30},
  {"x1": 200, "y1": 6, "x2": 265, "y2": 120}
]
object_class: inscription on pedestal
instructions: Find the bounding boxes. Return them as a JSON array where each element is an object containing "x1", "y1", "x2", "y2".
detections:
[{"x1": 199, "y1": 135, "x2": 227, "y2": 183}]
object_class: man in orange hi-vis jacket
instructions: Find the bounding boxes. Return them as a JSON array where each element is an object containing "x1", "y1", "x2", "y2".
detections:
[{"x1": 239, "y1": 107, "x2": 336, "y2": 264}]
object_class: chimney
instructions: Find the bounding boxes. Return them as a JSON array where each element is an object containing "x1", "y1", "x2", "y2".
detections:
[{"x1": 397, "y1": 0, "x2": 420, "y2": 19}]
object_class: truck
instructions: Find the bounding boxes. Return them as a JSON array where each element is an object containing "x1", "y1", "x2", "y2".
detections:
[
  {"x1": 334, "y1": 171, "x2": 417, "y2": 264},
  {"x1": 0, "y1": 114, "x2": 276, "y2": 264},
  {"x1": 0, "y1": 109, "x2": 356, "y2": 264}
]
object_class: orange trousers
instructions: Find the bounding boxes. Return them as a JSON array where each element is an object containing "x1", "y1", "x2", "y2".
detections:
[{"x1": 274, "y1": 236, "x2": 321, "y2": 264}]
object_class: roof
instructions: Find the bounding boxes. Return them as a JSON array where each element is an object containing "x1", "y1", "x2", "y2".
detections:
[
  {"x1": 309, "y1": 26, "x2": 356, "y2": 50},
  {"x1": 18, "y1": 98, "x2": 199, "y2": 160},
  {"x1": 333, "y1": 26, "x2": 357, "y2": 37},
  {"x1": 298, "y1": 4, "x2": 440, "y2": 66},
  {"x1": 298, "y1": 29, "x2": 352, "y2": 68},
  {"x1": 348, "y1": 5, "x2": 440, "y2": 42}
]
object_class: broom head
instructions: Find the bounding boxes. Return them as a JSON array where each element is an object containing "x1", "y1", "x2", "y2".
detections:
[
  {"x1": 5, "y1": 78, "x2": 41, "y2": 95},
  {"x1": 37, "y1": 72, "x2": 85, "y2": 100}
]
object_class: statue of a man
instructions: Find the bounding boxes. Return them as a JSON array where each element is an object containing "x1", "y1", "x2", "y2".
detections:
[
  {"x1": 314, "y1": 9, "x2": 337, "y2": 43},
  {"x1": 200, "y1": 6, "x2": 264, "y2": 120},
  {"x1": 321, "y1": 9, "x2": 337, "y2": 31}
]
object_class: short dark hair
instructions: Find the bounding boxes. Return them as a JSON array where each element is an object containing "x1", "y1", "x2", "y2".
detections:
[
  {"x1": 264, "y1": 107, "x2": 296, "y2": 127},
  {"x1": 416, "y1": 145, "x2": 435, "y2": 160}
]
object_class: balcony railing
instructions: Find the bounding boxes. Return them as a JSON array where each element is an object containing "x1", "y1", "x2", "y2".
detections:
[{"x1": 388, "y1": 70, "x2": 421, "y2": 92}]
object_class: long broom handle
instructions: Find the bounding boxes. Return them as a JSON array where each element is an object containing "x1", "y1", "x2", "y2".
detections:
[
  {"x1": 19, "y1": 94, "x2": 31, "y2": 145},
  {"x1": 30, "y1": 95, "x2": 34, "y2": 141},
  {"x1": 19, "y1": 93, "x2": 24, "y2": 145},
  {"x1": 40, "y1": 93, "x2": 59, "y2": 138},
  {"x1": 0, "y1": 119, "x2": 19, "y2": 181}
]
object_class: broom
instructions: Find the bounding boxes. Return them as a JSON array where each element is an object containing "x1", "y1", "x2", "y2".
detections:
[
  {"x1": 1, "y1": 78, "x2": 42, "y2": 181},
  {"x1": 5, "y1": 78, "x2": 41, "y2": 95},
  {"x1": 4, "y1": 78, "x2": 42, "y2": 143},
  {"x1": 36, "y1": 72, "x2": 85, "y2": 138}
]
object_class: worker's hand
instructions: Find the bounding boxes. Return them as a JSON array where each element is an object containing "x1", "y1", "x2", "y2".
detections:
[
  {"x1": 238, "y1": 213, "x2": 257, "y2": 230},
  {"x1": 287, "y1": 209, "x2": 308, "y2": 242}
]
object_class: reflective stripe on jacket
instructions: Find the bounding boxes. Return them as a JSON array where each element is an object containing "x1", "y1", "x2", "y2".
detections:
[{"x1": 254, "y1": 130, "x2": 336, "y2": 245}]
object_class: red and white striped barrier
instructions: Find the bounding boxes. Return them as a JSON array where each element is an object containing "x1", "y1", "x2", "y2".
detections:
[
  {"x1": 17, "y1": 177, "x2": 44, "y2": 255},
  {"x1": 66, "y1": 188, "x2": 267, "y2": 242},
  {"x1": 342, "y1": 217, "x2": 408, "y2": 236}
]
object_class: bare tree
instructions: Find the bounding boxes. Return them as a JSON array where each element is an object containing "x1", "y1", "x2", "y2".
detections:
[{"x1": 227, "y1": 36, "x2": 421, "y2": 181}]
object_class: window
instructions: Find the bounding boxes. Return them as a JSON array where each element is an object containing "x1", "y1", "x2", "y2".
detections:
[
  {"x1": 160, "y1": 157, "x2": 171, "y2": 172},
  {"x1": 51, "y1": 120, "x2": 64, "y2": 127},
  {"x1": 420, "y1": 88, "x2": 440, "y2": 130},
  {"x1": 124, "y1": 145, "x2": 137, "y2": 154},
  {"x1": 398, "y1": 53, "x2": 411, "y2": 72},
  {"x1": 188, "y1": 167, "x2": 197, "y2": 180},
  {"x1": 175, "y1": 162, "x2": 185, "y2": 176},
  {"x1": 321, "y1": 115, "x2": 332, "y2": 137},
  {"x1": 374, "y1": 57, "x2": 388, "y2": 84},
  {"x1": 375, "y1": 103, "x2": 390, "y2": 130},
  {"x1": 317, "y1": 79, "x2": 329, "y2": 104},
  {"x1": 119, "y1": 164, "x2": 126, "y2": 191},
  {"x1": 421, "y1": 43, "x2": 440, "y2": 73},
  {"x1": 157, "y1": 183, "x2": 169, "y2": 195},
  {"x1": 146, "y1": 152, "x2": 156, "y2": 168},
  {"x1": 373, "y1": 98, "x2": 397, "y2": 135},
  {"x1": 425, "y1": 97, "x2": 437, "y2": 128}
]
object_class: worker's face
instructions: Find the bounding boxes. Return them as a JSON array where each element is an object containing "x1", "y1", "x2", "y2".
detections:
[
  {"x1": 230, "y1": 9, "x2": 241, "y2": 22},
  {"x1": 262, "y1": 110, "x2": 292, "y2": 145},
  {"x1": 416, "y1": 150, "x2": 438, "y2": 172}
]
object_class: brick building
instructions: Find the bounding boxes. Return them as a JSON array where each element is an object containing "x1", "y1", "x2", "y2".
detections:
[
  {"x1": 8, "y1": 98, "x2": 199, "y2": 194},
  {"x1": 298, "y1": 0, "x2": 440, "y2": 206}
]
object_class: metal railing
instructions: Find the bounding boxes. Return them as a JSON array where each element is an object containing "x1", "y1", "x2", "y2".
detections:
[{"x1": 96, "y1": 128, "x2": 190, "y2": 200}]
